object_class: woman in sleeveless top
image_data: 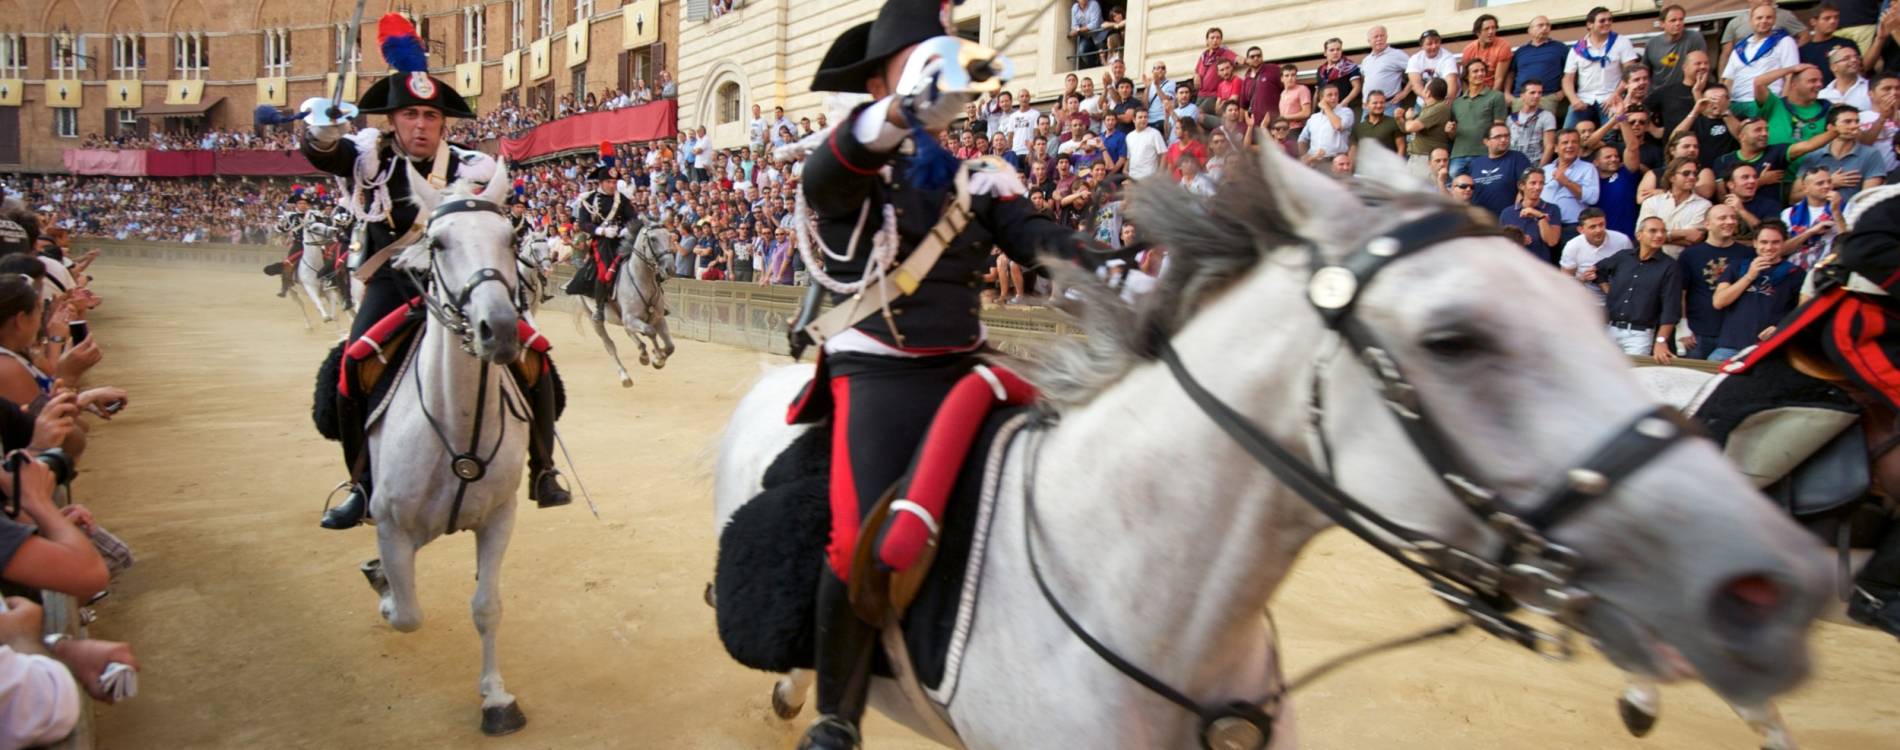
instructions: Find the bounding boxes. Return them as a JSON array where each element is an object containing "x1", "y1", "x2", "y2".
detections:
[{"x1": 0, "y1": 275, "x2": 55, "y2": 406}]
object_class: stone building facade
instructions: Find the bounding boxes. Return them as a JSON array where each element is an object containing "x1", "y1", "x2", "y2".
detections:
[{"x1": 3, "y1": 0, "x2": 677, "y2": 171}]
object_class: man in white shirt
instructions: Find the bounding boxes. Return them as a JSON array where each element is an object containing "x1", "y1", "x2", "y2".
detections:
[
  {"x1": 1860, "y1": 74, "x2": 1900, "y2": 175},
  {"x1": 747, "y1": 104, "x2": 769, "y2": 146},
  {"x1": 691, "y1": 126, "x2": 712, "y2": 181},
  {"x1": 1563, "y1": 6, "x2": 1641, "y2": 128},
  {"x1": 1558, "y1": 207, "x2": 1634, "y2": 304},
  {"x1": 1542, "y1": 129, "x2": 1601, "y2": 237},
  {"x1": 1005, "y1": 90, "x2": 1039, "y2": 156},
  {"x1": 1724, "y1": 2, "x2": 1802, "y2": 116},
  {"x1": 1361, "y1": 25, "x2": 1412, "y2": 114},
  {"x1": 1407, "y1": 29, "x2": 1462, "y2": 105},
  {"x1": 1818, "y1": 45, "x2": 1872, "y2": 112},
  {"x1": 1297, "y1": 82, "x2": 1356, "y2": 164},
  {"x1": 1123, "y1": 113, "x2": 1168, "y2": 180}
]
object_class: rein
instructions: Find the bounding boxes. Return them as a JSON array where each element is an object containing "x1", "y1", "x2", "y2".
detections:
[{"x1": 1020, "y1": 209, "x2": 1700, "y2": 749}]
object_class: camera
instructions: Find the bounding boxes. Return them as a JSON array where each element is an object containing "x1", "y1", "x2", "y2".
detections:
[{"x1": 6, "y1": 447, "x2": 74, "y2": 486}]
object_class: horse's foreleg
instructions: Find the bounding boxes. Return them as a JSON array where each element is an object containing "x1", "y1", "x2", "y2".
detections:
[
  {"x1": 591, "y1": 315, "x2": 633, "y2": 388},
  {"x1": 1736, "y1": 702, "x2": 1797, "y2": 750},
  {"x1": 373, "y1": 524, "x2": 424, "y2": 632},
  {"x1": 473, "y1": 502, "x2": 527, "y2": 736},
  {"x1": 624, "y1": 318, "x2": 653, "y2": 368},
  {"x1": 1617, "y1": 676, "x2": 1661, "y2": 737},
  {"x1": 287, "y1": 287, "x2": 314, "y2": 331},
  {"x1": 650, "y1": 313, "x2": 675, "y2": 369},
  {"x1": 772, "y1": 669, "x2": 814, "y2": 720},
  {"x1": 303, "y1": 277, "x2": 333, "y2": 323}
]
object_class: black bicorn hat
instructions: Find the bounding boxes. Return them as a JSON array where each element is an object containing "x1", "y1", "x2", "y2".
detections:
[
  {"x1": 811, "y1": 0, "x2": 959, "y2": 93},
  {"x1": 358, "y1": 14, "x2": 477, "y2": 119},
  {"x1": 591, "y1": 165, "x2": 615, "y2": 182}
]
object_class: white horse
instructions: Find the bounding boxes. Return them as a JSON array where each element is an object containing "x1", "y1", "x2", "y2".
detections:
[
  {"x1": 359, "y1": 159, "x2": 534, "y2": 736},
  {"x1": 295, "y1": 221, "x2": 348, "y2": 324},
  {"x1": 584, "y1": 224, "x2": 677, "y2": 387},
  {"x1": 517, "y1": 230, "x2": 556, "y2": 314},
  {"x1": 1617, "y1": 364, "x2": 1887, "y2": 750},
  {"x1": 712, "y1": 144, "x2": 1834, "y2": 748}
]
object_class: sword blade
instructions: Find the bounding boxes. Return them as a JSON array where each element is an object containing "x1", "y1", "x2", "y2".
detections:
[
  {"x1": 330, "y1": 0, "x2": 369, "y2": 117},
  {"x1": 552, "y1": 429, "x2": 601, "y2": 520}
]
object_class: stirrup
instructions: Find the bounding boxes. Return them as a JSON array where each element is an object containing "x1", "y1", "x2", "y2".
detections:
[
  {"x1": 797, "y1": 714, "x2": 862, "y2": 750},
  {"x1": 531, "y1": 470, "x2": 572, "y2": 508}
]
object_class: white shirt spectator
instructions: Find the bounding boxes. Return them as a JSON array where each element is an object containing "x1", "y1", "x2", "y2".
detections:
[
  {"x1": 1541, "y1": 158, "x2": 1601, "y2": 223},
  {"x1": 1361, "y1": 47, "x2": 1411, "y2": 101},
  {"x1": 1820, "y1": 77, "x2": 1873, "y2": 112},
  {"x1": 1406, "y1": 49, "x2": 1461, "y2": 91},
  {"x1": 1006, "y1": 108, "x2": 1039, "y2": 155},
  {"x1": 692, "y1": 138, "x2": 711, "y2": 170},
  {"x1": 748, "y1": 116, "x2": 769, "y2": 145},
  {"x1": 1558, "y1": 229, "x2": 1634, "y2": 280},
  {"x1": 0, "y1": 646, "x2": 81, "y2": 749},
  {"x1": 1861, "y1": 108, "x2": 1899, "y2": 173},
  {"x1": 1297, "y1": 104, "x2": 1356, "y2": 160},
  {"x1": 1637, "y1": 191, "x2": 1713, "y2": 257},
  {"x1": 1565, "y1": 34, "x2": 1641, "y2": 105},
  {"x1": 1124, "y1": 125, "x2": 1169, "y2": 180},
  {"x1": 1724, "y1": 33, "x2": 1800, "y2": 104}
]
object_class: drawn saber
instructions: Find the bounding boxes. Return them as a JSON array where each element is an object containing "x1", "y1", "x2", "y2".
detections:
[
  {"x1": 553, "y1": 430, "x2": 601, "y2": 520},
  {"x1": 302, "y1": 0, "x2": 366, "y2": 126}
]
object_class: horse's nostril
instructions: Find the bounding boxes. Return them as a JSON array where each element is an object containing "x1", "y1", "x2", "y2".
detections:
[
  {"x1": 478, "y1": 321, "x2": 494, "y2": 341},
  {"x1": 1711, "y1": 573, "x2": 1786, "y2": 633}
]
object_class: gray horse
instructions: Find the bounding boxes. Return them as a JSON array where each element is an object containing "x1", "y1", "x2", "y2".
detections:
[{"x1": 583, "y1": 224, "x2": 676, "y2": 387}]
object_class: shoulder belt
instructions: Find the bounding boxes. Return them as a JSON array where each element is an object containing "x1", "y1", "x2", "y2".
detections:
[
  {"x1": 800, "y1": 157, "x2": 991, "y2": 348},
  {"x1": 354, "y1": 138, "x2": 454, "y2": 282}
]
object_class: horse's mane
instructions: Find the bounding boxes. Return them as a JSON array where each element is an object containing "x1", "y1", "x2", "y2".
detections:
[{"x1": 1017, "y1": 152, "x2": 1456, "y2": 412}]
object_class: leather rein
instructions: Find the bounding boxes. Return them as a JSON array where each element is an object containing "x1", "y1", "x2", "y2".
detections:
[{"x1": 1020, "y1": 209, "x2": 1701, "y2": 750}]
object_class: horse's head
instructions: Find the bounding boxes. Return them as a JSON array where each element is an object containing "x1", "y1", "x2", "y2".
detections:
[
  {"x1": 1097, "y1": 143, "x2": 1828, "y2": 707},
  {"x1": 402, "y1": 158, "x2": 523, "y2": 364},
  {"x1": 627, "y1": 225, "x2": 672, "y2": 279}
]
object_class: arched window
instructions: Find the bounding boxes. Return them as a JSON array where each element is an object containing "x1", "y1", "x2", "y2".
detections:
[{"x1": 716, "y1": 81, "x2": 741, "y2": 124}]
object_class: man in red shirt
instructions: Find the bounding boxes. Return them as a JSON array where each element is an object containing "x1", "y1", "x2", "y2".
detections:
[
  {"x1": 1240, "y1": 44, "x2": 1285, "y2": 129},
  {"x1": 1195, "y1": 27, "x2": 1239, "y2": 112}
]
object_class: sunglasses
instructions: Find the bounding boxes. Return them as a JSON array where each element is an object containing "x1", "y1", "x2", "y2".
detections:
[{"x1": 1452, "y1": 183, "x2": 1474, "y2": 189}]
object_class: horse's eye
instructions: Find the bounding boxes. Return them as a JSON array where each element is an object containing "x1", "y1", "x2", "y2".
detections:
[{"x1": 1420, "y1": 331, "x2": 1487, "y2": 360}]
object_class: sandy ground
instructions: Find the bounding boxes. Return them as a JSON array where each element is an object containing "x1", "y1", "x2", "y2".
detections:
[{"x1": 72, "y1": 260, "x2": 1899, "y2": 749}]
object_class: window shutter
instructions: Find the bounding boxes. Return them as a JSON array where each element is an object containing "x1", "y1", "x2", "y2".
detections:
[
  {"x1": 686, "y1": 0, "x2": 708, "y2": 23},
  {"x1": 651, "y1": 41, "x2": 665, "y2": 82}
]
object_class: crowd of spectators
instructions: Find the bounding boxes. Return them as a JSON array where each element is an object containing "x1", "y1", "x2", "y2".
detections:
[
  {"x1": 449, "y1": 74, "x2": 677, "y2": 144},
  {"x1": 2, "y1": 176, "x2": 293, "y2": 244},
  {"x1": 0, "y1": 198, "x2": 142, "y2": 749},
  {"x1": 78, "y1": 128, "x2": 303, "y2": 152}
]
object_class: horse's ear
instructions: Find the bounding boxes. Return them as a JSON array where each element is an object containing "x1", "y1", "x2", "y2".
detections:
[
  {"x1": 1256, "y1": 137, "x2": 1361, "y2": 241},
  {"x1": 1352, "y1": 138, "x2": 1434, "y2": 194},
  {"x1": 406, "y1": 160, "x2": 442, "y2": 214},
  {"x1": 480, "y1": 159, "x2": 511, "y2": 205}
]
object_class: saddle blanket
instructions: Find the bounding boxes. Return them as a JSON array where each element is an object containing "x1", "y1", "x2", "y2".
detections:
[{"x1": 714, "y1": 407, "x2": 1036, "y2": 705}]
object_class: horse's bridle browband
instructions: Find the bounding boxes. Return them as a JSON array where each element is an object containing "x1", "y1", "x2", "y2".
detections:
[
  {"x1": 408, "y1": 198, "x2": 521, "y2": 355},
  {"x1": 1023, "y1": 209, "x2": 1700, "y2": 749}
]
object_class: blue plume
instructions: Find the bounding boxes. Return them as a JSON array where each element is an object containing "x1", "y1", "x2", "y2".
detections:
[
  {"x1": 379, "y1": 14, "x2": 429, "y2": 74},
  {"x1": 254, "y1": 105, "x2": 299, "y2": 126},
  {"x1": 902, "y1": 110, "x2": 959, "y2": 192}
]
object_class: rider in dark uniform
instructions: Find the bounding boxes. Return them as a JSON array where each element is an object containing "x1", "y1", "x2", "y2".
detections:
[
  {"x1": 1736, "y1": 183, "x2": 1900, "y2": 638},
  {"x1": 565, "y1": 167, "x2": 634, "y2": 321},
  {"x1": 791, "y1": 2, "x2": 1098, "y2": 746},
  {"x1": 299, "y1": 13, "x2": 570, "y2": 530},
  {"x1": 508, "y1": 197, "x2": 533, "y2": 242},
  {"x1": 275, "y1": 195, "x2": 312, "y2": 297}
]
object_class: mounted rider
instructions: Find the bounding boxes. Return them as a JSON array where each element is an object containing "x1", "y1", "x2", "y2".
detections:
[
  {"x1": 1732, "y1": 182, "x2": 1900, "y2": 638},
  {"x1": 564, "y1": 164, "x2": 636, "y2": 321},
  {"x1": 275, "y1": 191, "x2": 315, "y2": 297},
  {"x1": 788, "y1": 1, "x2": 1100, "y2": 746},
  {"x1": 299, "y1": 13, "x2": 570, "y2": 531}
]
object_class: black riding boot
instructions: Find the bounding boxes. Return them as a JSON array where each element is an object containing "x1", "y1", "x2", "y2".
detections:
[
  {"x1": 524, "y1": 369, "x2": 571, "y2": 509},
  {"x1": 322, "y1": 396, "x2": 371, "y2": 530},
  {"x1": 1849, "y1": 527, "x2": 1900, "y2": 638},
  {"x1": 798, "y1": 572, "x2": 876, "y2": 750}
]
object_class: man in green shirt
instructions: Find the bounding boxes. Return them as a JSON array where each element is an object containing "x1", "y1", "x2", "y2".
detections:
[
  {"x1": 1350, "y1": 89, "x2": 1404, "y2": 161},
  {"x1": 1401, "y1": 78, "x2": 1452, "y2": 178},
  {"x1": 1449, "y1": 57, "x2": 1510, "y2": 176},
  {"x1": 1753, "y1": 62, "x2": 1829, "y2": 184}
]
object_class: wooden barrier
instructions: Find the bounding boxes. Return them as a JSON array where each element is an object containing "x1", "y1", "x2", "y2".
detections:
[{"x1": 74, "y1": 238, "x2": 1727, "y2": 372}]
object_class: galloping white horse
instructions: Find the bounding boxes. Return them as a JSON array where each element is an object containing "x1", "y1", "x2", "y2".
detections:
[
  {"x1": 584, "y1": 224, "x2": 676, "y2": 387},
  {"x1": 294, "y1": 221, "x2": 348, "y2": 324},
  {"x1": 712, "y1": 145, "x2": 1832, "y2": 748},
  {"x1": 1617, "y1": 364, "x2": 1884, "y2": 750},
  {"x1": 360, "y1": 159, "x2": 534, "y2": 735},
  {"x1": 516, "y1": 230, "x2": 556, "y2": 314}
]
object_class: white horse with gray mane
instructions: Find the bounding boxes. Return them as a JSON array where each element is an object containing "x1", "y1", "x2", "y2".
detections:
[
  {"x1": 583, "y1": 224, "x2": 676, "y2": 387},
  {"x1": 359, "y1": 159, "x2": 534, "y2": 735},
  {"x1": 294, "y1": 218, "x2": 348, "y2": 325},
  {"x1": 1613, "y1": 364, "x2": 1887, "y2": 750},
  {"x1": 712, "y1": 144, "x2": 1832, "y2": 748}
]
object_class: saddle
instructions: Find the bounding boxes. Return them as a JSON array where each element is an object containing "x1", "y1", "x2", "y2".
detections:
[
  {"x1": 312, "y1": 298, "x2": 561, "y2": 441},
  {"x1": 714, "y1": 366, "x2": 1038, "y2": 701}
]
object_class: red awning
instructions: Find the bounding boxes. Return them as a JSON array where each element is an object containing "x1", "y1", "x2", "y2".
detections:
[{"x1": 499, "y1": 99, "x2": 678, "y2": 162}]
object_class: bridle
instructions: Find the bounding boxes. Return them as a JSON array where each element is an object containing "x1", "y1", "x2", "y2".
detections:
[
  {"x1": 1022, "y1": 208, "x2": 1700, "y2": 749},
  {"x1": 400, "y1": 196, "x2": 529, "y2": 534},
  {"x1": 404, "y1": 197, "x2": 523, "y2": 356}
]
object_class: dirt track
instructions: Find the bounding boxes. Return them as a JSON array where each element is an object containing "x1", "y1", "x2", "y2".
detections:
[{"x1": 75, "y1": 260, "x2": 1899, "y2": 749}]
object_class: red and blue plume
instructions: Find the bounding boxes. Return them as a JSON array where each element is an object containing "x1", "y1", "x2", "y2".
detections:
[
  {"x1": 598, "y1": 140, "x2": 615, "y2": 168},
  {"x1": 378, "y1": 13, "x2": 428, "y2": 74}
]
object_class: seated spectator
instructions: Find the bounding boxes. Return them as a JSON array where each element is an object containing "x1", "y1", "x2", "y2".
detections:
[
  {"x1": 1638, "y1": 157, "x2": 1714, "y2": 257},
  {"x1": 1709, "y1": 220, "x2": 1802, "y2": 360},
  {"x1": 1500, "y1": 169, "x2": 1564, "y2": 263}
]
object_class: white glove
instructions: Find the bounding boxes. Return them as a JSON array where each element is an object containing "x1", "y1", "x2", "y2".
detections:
[
  {"x1": 306, "y1": 122, "x2": 342, "y2": 147},
  {"x1": 603, "y1": 226, "x2": 620, "y2": 238},
  {"x1": 899, "y1": 58, "x2": 976, "y2": 132}
]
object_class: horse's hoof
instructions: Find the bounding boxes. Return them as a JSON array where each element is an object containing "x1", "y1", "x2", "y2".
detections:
[
  {"x1": 619, "y1": 375, "x2": 633, "y2": 388},
  {"x1": 652, "y1": 359, "x2": 666, "y2": 370},
  {"x1": 1619, "y1": 696, "x2": 1658, "y2": 737},
  {"x1": 771, "y1": 683, "x2": 802, "y2": 720},
  {"x1": 481, "y1": 701, "x2": 528, "y2": 736},
  {"x1": 362, "y1": 559, "x2": 389, "y2": 596}
]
